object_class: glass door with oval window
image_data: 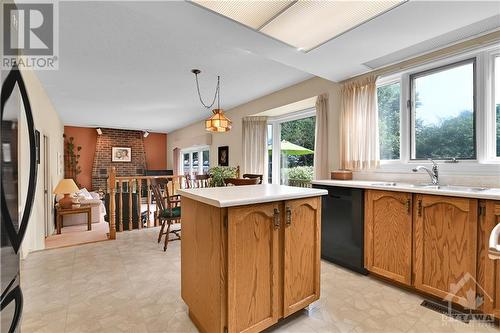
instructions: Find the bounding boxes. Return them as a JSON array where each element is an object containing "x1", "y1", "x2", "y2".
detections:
[{"x1": 181, "y1": 147, "x2": 210, "y2": 177}]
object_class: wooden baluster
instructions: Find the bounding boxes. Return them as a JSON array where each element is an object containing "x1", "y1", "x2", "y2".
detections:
[
  {"x1": 167, "y1": 178, "x2": 173, "y2": 197},
  {"x1": 174, "y1": 176, "x2": 178, "y2": 193},
  {"x1": 154, "y1": 178, "x2": 159, "y2": 226},
  {"x1": 179, "y1": 175, "x2": 184, "y2": 190},
  {"x1": 128, "y1": 178, "x2": 133, "y2": 231},
  {"x1": 108, "y1": 167, "x2": 116, "y2": 240},
  {"x1": 146, "y1": 178, "x2": 151, "y2": 228},
  {"x1": 118, "y1": 180, "x2": 123, "y2": 232},
  {"x1": 137, "y1": 178, "x2": 142, "y2": 229}
]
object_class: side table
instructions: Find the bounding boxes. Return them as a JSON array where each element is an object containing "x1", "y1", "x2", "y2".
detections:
[{"x1": 56, "y1": 205, "x2": 92, "y2": 234}]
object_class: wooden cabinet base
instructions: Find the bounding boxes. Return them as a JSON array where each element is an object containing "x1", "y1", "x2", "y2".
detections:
[
  {"x1": 364, "y1": 190, "x2": 499, "y2": 320},
  {"x1": 181, "y1": 196, "x2": 322, "y2": 333},
  {"x1": 480, "y1": 201, "x2": 500, "y2": 319}
]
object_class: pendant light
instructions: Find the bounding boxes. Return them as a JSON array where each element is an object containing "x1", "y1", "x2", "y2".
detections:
[{"x1": 192, "y1": 69, "x2": 232, "y2": 133}]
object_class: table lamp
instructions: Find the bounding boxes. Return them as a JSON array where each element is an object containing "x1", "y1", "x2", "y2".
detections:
[{"x1": 53, "y1": 179, "x2": 79, "y2": 209}]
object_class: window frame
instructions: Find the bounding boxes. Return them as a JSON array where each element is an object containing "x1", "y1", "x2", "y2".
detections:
[
  {"x1": 489, "y1": 51, "x2": 500, "y2": 160},
  {"x1": 376, "y1": 76, "x2": 402, "y2": 163},
  {"x1": 267, "y1": 108, "x2": 316, "y2": 184},
  {"x1": 409, "y1": 57, "x2": 477, "y2": 161},
  {"x1": 376, "y1": 45, "x2": 500, "y2": 175}
]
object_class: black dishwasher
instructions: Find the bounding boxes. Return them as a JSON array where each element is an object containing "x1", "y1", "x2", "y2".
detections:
[{"x1": 313, "y1": 185, "x2": 367, "y2": 275}]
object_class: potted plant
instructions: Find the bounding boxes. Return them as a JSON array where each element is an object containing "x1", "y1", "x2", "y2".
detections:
[{"x1": 208, "y1": 166, "x2": 237, "y2": 187}]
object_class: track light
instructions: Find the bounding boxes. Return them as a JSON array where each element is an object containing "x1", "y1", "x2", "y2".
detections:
[
  {"x1": 143, "y1": 131, "x2": 150, "y2": 138},
  {"x1": 96, "y1": 128, "x2": 102, "y2": 135}
]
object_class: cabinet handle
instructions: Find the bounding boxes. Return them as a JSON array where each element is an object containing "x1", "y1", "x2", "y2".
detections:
[
  {"x1": 285, "y1": 206, "x2": 292, "y2": 226},
  {"x1": 406, "y1": 199, "x2": 411, "y2": 215},
  {"x1": 417, "y1": 200, "x2": 422, "y2": 217},
  {"x1": 273, "y1": 208, "x2": 280, "y2": 229}
]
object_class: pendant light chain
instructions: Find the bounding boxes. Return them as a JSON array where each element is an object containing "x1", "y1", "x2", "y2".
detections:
[
  {"x1": 217, "y1": 75, "x2": 220, "y2": 110},
  {"x1": 194, "y1": 71, "x2": 220, "y2": 110},
  {"x1": 192, "y1": 69, "x2": 231, "y2": 132}
]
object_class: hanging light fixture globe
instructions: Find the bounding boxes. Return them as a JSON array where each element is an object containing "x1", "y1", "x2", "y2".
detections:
[
  {"x1": 205, "y1": 108, "x2": 231, "y2": 132},
  {"x1": 191, "y1": 69, "x2": 231, "y2": 133}
]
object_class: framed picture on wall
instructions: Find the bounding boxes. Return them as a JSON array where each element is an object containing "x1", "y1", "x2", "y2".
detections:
[
  {"x1": 218, "y1": 146, "x2": 228, "y2": 166},
  {"x1": 112, "y1": 147, "x2": 132, "y2": 162}
]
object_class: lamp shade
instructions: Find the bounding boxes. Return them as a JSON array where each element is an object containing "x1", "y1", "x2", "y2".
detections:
[
  {"x1": 53, "y1": 179, "x2": 79, "y2": 194},
  {"x1": 205, "y1": 109, "x2": 232, "y2": 133}
]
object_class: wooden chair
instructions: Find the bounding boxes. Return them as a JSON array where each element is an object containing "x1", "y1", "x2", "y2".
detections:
[
  {"x1": 195, "y1": 174, "x2": 212, "y2": 188},
  {"x1": 224, "y1": 178, "x2": 260, "y2": 186},
  {"x1": 242, "y1": 174, "x2": 263, "y2": 184},
  {"x1": 151, "y1": 183, "x2": 181, "y2": 251}
]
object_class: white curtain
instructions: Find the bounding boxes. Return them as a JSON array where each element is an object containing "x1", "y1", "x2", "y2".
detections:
[
  {"x1": 242, "y1": 116, "x2": 268, "y2": 182},
  {"x1": 340, "y1": 76, "x2": 380, "y2": 170},
  {"x1": 314, "y1": 94, "x2": 329, "y2": 180}
]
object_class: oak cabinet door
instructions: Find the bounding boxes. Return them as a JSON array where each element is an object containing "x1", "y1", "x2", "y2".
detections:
[
  {"x1": 364, "y1": 190, "x2": 413, "y2": 285},
  {"x1": 482, "y1": 201, "x2": 500, "y2": 319},
  {"x1": 414, "y1": 195, "x2": 478, "y2": 308},
  {"x1": 283, "y1": 197, "x2": 321, "y2": 317},
  {"x1": 227, "y1": 203, "x2": 280, "y2": 333}
]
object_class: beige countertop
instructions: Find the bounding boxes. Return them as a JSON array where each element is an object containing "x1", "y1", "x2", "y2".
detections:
[
  {"x1": 311, "y1": 179, "x2": 500, "y2": 200},
  {"x1": 178, "y1": 184, "x2": 327, "y2": 208}
]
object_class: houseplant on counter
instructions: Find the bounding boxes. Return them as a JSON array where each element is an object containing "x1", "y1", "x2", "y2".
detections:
[{"x1": 208, "y1": 166, "x2": 237, "y2": 187}]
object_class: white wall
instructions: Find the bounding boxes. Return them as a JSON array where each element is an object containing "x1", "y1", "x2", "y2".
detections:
[
  {"x1": 167, "y1": 77, "x2": 342, "y2": 173},
  {"x1": 18, "y1": 69, "x2": 64, "y2": 258}
]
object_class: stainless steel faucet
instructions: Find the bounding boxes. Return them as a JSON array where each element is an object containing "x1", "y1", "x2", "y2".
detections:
[{"x1": 412, "y1": 159, "x2": 439, "y2": 185}]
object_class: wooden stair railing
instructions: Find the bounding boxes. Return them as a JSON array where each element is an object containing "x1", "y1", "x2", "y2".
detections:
[{"x1": 106, "y1": 167, "x2": 185, "y2": 238}]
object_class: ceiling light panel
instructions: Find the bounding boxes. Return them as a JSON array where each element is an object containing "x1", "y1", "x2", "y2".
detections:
[
  {"x1": 261, "y1": 0, "x2": 404, "y2": 51},
  {"x1": 193, "y1": 0, "x2": 296, "y2": 30}
]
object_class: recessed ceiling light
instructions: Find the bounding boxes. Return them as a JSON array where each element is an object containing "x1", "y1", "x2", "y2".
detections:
[
  {"x1": 261, "y1": 1, "x2": 404, "y2": 51},
  {"x1": 192, "y1": 0, "x2": 296, "y2": 30},
  {"x1": 193, "y1": 0, "x2": 405, "y2": 51}
]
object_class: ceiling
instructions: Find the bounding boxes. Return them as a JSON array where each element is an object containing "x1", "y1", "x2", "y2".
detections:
[
  {"x1": 36, "y1": 1, "x2": 500, "y2": 133},
  {"x1": 193, "y1": 0, "x2": 404, "y2": 51}
]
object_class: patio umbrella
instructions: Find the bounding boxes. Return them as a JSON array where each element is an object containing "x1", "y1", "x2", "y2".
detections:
[{"x1": 268, "y1": 140, "x2": 314, "y2": 155}]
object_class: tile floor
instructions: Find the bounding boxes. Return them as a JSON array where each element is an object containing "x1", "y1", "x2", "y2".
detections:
[
  {"x1": 45, "y1": 222, "x2": 109, "y2": 250},
  {"x1": 21, "y1": 227, "x2": 499, "y2": 333}
]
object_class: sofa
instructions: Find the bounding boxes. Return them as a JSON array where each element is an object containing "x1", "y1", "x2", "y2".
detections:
[{"x1": 56, "y1": 188, "x2": 106, "y2": 227}]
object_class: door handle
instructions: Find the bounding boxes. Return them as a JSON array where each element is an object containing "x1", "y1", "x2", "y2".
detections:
[
  {"x1": 1, "y1": 68, "x2": 38, "y2": 254},
  {"x1": 417, "y1": 200, "x2": 422, "y2": 217},
  {"x1": 0, "y1": 285, "x2": 23, "y2": 333},
  {"x1": 285, "y1": 206, "x2": 292, "y2": 226},
  {"x1": 406, "y1": 199, "x2": 411, "y2": 215},
  {"x1": 273, "y1": 208, "x2": 280, "y2": 229},
  {"x1": 489, "y1": 223, "x2": 500, "y2": 260}
]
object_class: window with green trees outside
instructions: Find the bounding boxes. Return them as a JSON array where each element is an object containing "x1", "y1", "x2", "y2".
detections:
[
  {"x1": 411, "y1": 60, "x2": 476, "y2": 160},
  {"x1": 377, "y1": 82, "x2": 401, "y2": 160}
]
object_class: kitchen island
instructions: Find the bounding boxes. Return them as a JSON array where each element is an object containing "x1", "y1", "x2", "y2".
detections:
[{"x1": 178, "y1": 184, "x2": 327, "y2": 333}]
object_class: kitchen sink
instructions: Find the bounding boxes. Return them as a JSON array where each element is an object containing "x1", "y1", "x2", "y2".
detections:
[
  {"x1": 438, "y1": 185, "x2": 488, "y2": 192},
  {"x1": 411, "y1": 184, "x2": 489, "y2": 192},
  {"x1": 370, "y1": 182, "x2": 489, "y2": 192},
  {"x1": 370, "y1": 182, "x2": 399, "y2": 187}
]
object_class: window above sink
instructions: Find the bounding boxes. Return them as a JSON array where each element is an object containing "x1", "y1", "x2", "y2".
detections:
[{"x1": 374, "y1": 45, "x2": 500, "y2": 175}]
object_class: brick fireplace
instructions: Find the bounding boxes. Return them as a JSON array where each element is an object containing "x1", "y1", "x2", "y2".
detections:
[{"x1": 91, "y1": 128, "x2": 146, "y2": 190}]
